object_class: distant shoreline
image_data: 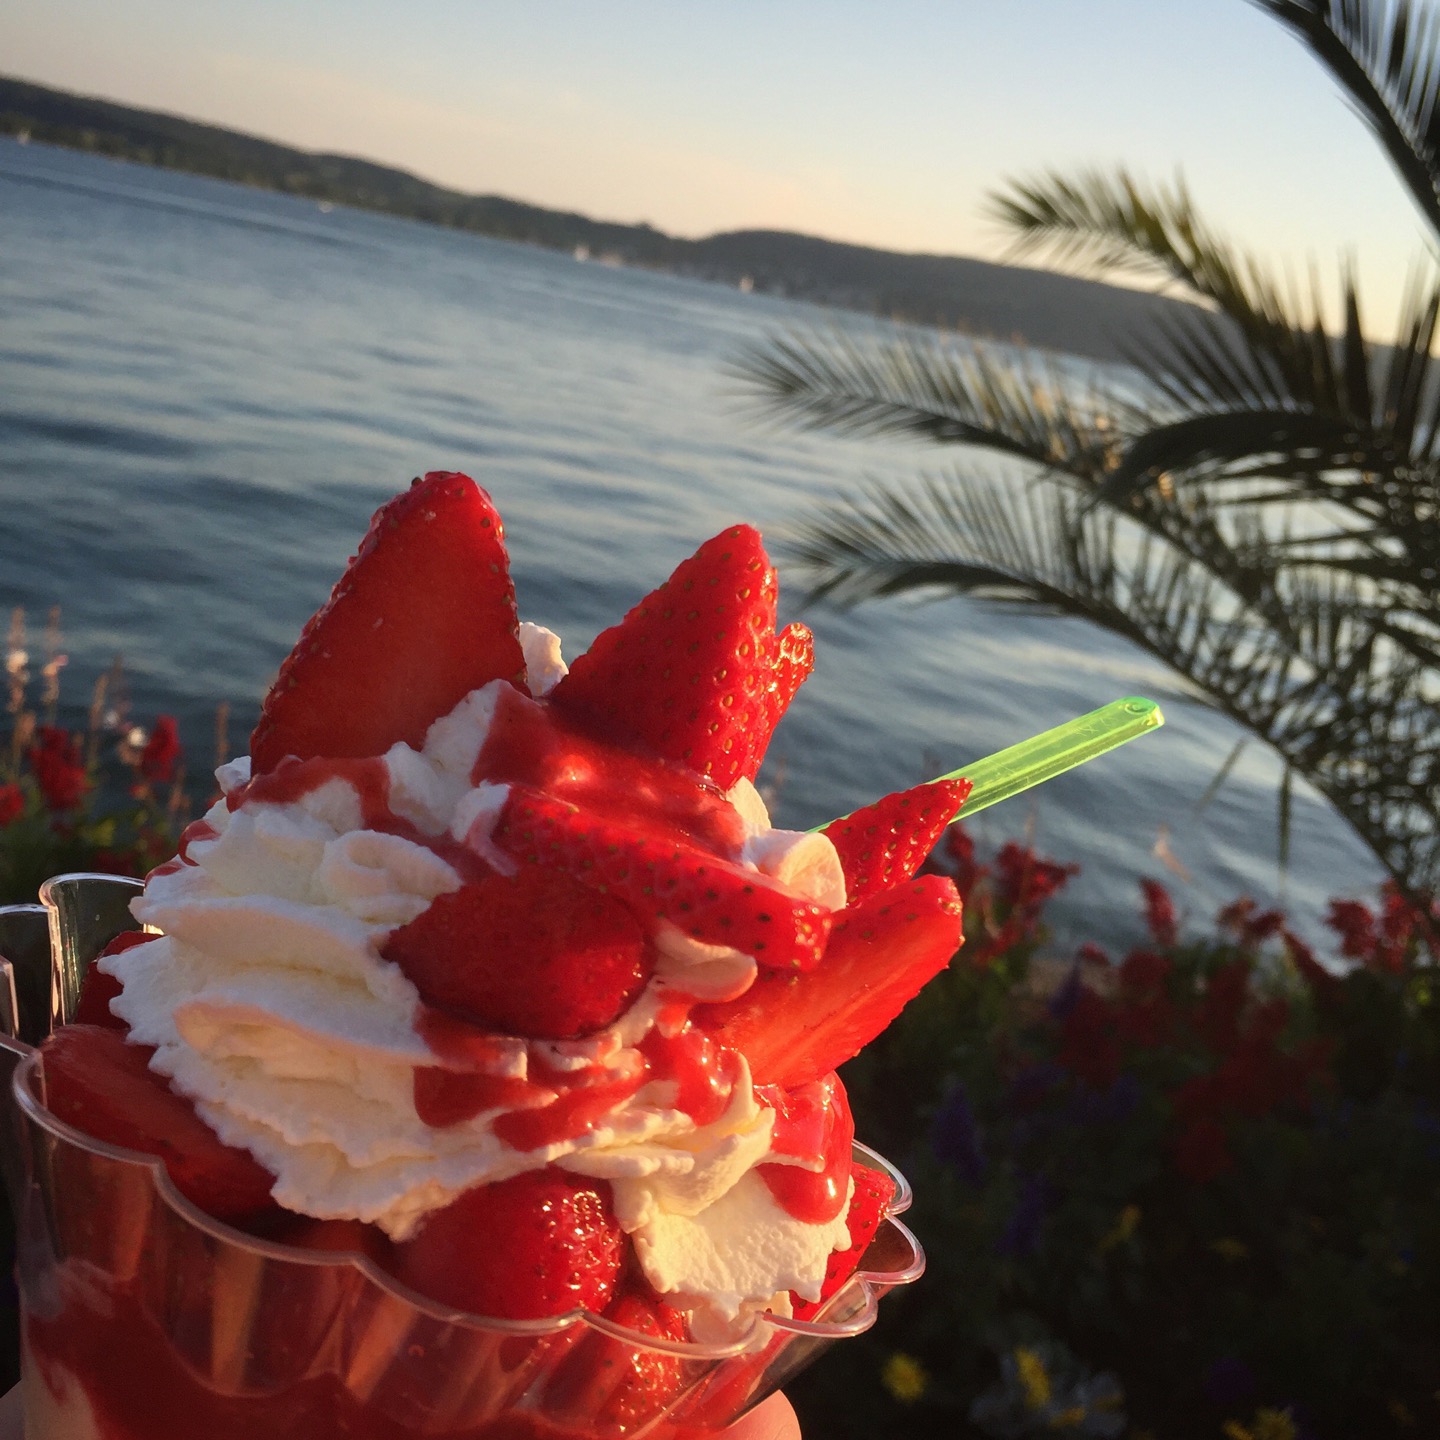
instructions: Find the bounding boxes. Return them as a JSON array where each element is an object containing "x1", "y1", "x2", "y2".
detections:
[{"x1": 0, "y1": 73, "x2": 1197, "y2": 366}]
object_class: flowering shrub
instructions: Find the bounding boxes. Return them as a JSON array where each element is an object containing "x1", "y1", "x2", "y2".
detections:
[
  {"x1": 791, "y1": 828, "x2": 1440, "y2": 1440},
  {"x1": 1, "y1": 610, "x2": 194, "y2": 905}
]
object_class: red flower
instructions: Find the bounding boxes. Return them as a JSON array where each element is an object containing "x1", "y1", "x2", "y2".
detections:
[
  {"x1": 939, "y1": 824, "x2": 987, "y2": 900},
  {"x1": 1324, "y1": 885, "x2": 1439, "y2": 973},
  {"x1": 994, "y1": 842, "x2": 1075, "y2": 910},
  {"x1": 1217, "y1": 896, "x2": 1285, "y2": 949},
  {"x1": 1140, "y1": 878, "x2": 1178, "y2": 947},
  {"x1": 0, "y1": 783, "x2": 22, "y2": 827},
  {"x1": 1119, "y1": 948, "x2": 1171, "y2": 994},
  {"x1": 139, "y1": 715, "x2": 182, "y2": 784},
  {"x1": 1325, "y1": 899, "x2": 1376, "y2": 962},
  {"x1": 26, "y1": 727, "x2": 87, "y2": 812},
  {"x1": 1113, "y1": 948, "x2": 1175, "y2": 1049},
  {"x1": 1172, "y1": 1116, "x2": 1233, "y2": 1183},
  {"x1": 1373, "y1": 884, "x2": 1440, "y2": 972},
  {"x1": 1057, "y1": 986, "x2": 1122, "y2": 1088},
  {"x1": 89, "y1": 849, "x2": 140, "y2": 878},
  {"x1": 1196, "y1": 960, "x2": 1251, "y2": 1052},
  {"x1": 1282, "y1": 929, "x2": 1341, "y2": 1002}
]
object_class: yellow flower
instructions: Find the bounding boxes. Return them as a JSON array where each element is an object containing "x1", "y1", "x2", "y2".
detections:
[
  {"x1": 1388, "y1": 1398, "x2": 1415, "y2": 1428},
  {"x1": 1015, "y1": 1346, "x2": 1052, "y2": 1410},
  {"x1": 1049, "y1": 1405, "x2": 1087, "y2": 1428},
  {"x1": 1223, "y1": 1407, "x2": 1298, "y2": 1440},
  {"x1": 1209, "y1": 1236, "x2": 1249, "y2": 1262},
  {"x1": 880, "y1": 1352, "x2": 928, "y2": 1404},
  {"x1": 1098, "y1": 1203, "x2": 1142, "y2": 1252}
]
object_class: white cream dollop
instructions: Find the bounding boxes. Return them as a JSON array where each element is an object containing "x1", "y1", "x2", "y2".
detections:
[{"x1": 105, "y1": 644, "x2": 853, "y2": 1321}]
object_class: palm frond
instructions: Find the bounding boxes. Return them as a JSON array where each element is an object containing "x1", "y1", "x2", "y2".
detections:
[
  {"x1": 1255, "y1": 0, "x2": 1440, "y2": 238},
  {"x1": 992, "y1": 169, "x2": 1440, "y2": 444},
  {"x1": 728, "y1": 328, "x2": 1130, "y2": 471},
  {"x1": 989, "y1": 168, "x2": 1304, "y2": 330},
  {"x1": 737, "y1": 2, "x2": 1440, "y2": 906},
  {"x1": 1093, "y1": 408, "x2": 1366, "y2": 511},
  {"x1": 734, "y1": 328, "x2": 1343, "y2": 640},
  {"x1": 986, "y1": 170, "x2": 1198, "y2": 287},
  {"x1": 783, "y1": 473, "x2": 1440, "y2": 895}
]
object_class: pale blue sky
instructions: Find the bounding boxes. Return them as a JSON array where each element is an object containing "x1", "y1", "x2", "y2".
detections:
[{"x1": 5, "y1": 0, "x2": 1435, "y2": 329}]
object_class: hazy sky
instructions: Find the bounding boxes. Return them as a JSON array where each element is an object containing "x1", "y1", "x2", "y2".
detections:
[{"x1": 6, "y1": 0, "x2": 1436, "y2": 329}]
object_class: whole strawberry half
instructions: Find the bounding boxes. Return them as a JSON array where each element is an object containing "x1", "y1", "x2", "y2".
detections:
[
  {"x1": 74, "y1": 930, "x2": 156, "y2": 1030},
  {"x1": 823, "y1": 776, "x2": 971, "y2": 902},
  {"x1": 693, "y1": 875, "x2": 963, "y2": 1087},
  {"x1": 41, "y1": 1024, "x2": 277, "y2": 1221},
  {"x1": 550, "y1": 525, "x2": 806, "y2": 790},
  {"x1": 545, "y1": 1287, "x2": 690, "y2": 1431},
  {"x1": 382, "y1": 867, "x2": 649, "y2": 1040},
  {"x1": 390, "y1": 1170, "x2": 625, "y2": 1320},
  {"x1": 493, "y1": 787, "x2": 833, "y2": 970},
  {"x1": 251, "y1": 472, "x2": 526, "y2": 773}
]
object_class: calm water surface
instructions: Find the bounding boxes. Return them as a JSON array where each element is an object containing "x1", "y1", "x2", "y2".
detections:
[{"x1": 0, "y1": 139, "x2": 1381, "y2": 950}]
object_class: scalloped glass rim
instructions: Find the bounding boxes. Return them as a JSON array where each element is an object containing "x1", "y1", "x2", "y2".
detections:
[{"x1": 14, "y1": 1045, "x2": 924, "y2": 1361}]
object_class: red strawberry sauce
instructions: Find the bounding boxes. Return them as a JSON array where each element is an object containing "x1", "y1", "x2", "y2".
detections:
[
  {"x1": 230, "y1": 754, "x2": 396, "y2": 827},
  {"x1": 156, "y1": 715, "x2": 850, "y2": 1228},
  {"x1": 25, "y1": 1285, "x2": 600, "y2": 1439},
  {"x1": 472, "y1": 685, "x2": 745, "y2": 858}
]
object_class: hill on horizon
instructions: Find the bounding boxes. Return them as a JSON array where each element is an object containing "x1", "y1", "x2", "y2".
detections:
[{"x1": 0, "y1": 73, "x2": 1201, "y2": 365}]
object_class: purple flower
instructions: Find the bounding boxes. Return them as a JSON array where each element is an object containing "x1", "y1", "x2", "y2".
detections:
[
  {"x1": 998, "y1": 1174, "x2": 1047, "y2": 1257},
  {"x1": 1411, "y1": 1103, "x2": 1440, "y2": 1163},
  {"x1": 1066, "y1": 1073, "x2": 1142, "y2": 1127},
  {"x1": 1201, "y1": 1355, "x2": 1255, "y2": 1408},
  {"x1": 1008, "y1": 1061, "x2": 1063, "y2": 1111},
  {"x1": 932, "y1": 1083, "x2": 986, "y2": 1185},
  {"x1": 1048, "y1": 962, "x2": 1085, "y2": 1020}
]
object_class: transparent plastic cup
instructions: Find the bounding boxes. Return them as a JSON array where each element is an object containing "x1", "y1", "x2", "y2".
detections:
[{"x1": 0, "y1": 878, "x2": 924, "y2": 1438}]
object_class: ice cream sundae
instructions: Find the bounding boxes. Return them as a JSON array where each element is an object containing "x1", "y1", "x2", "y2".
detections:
[{"x1": 14, "y1": 473, "x2": 966, "y2": 1437}]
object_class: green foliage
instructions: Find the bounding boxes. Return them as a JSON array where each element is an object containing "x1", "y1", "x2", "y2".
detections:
[
  {"x1": 792, "y1": 832, "x2": 1440, "y2": 1439},
  {"x1": 1, "y1": 610, "x2": 191, "y2": 906},
  {"x1": 733, "y1": 0, "x2": 1440, "y2": 907}
]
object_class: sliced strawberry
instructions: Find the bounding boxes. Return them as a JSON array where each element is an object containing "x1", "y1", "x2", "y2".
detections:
[
  {"x1": 822, "y1": 776, "x2": 971, "y2": 902},
  {"x1": 251, "y1": 472, "x2": 526, "y2": 773},
  {"x1": 383, "y1": 868, "x2": 649, "y2": 1041},
  {"x1": 493, "y1": 787, "x2": 833, "y2": 970},
  {"x1": 694, "y1": 875, "x2": 963, "y2": 1086},
  {"x1": 74, "y1": 931, "x2": 155, "y2": 1030},
  {"x1": 474, "y1": 683, "x2": 745, "y2": 858},
  {"x1": 390, "y1": 1171, "x2": 625, "y2": 1319},
  {"x1": 41, "y1": 1025, "x2": 277, "y2": 1221},
  {"x1": 790, "y1": 1163, "x2": 895, "y2": 1320},
  {"x1": 550, "y1": 525, "x2": 782, "y2": 789}
]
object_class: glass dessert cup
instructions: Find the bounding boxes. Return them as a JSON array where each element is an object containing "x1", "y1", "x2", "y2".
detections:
[{"x1": 0, "y1": 878, "x2": 925, "y2": 1439}]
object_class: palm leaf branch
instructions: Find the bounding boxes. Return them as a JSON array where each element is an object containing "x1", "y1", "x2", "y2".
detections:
[{"x1": 1255, "y1": 0, "x2": 1440, "y2": 238}]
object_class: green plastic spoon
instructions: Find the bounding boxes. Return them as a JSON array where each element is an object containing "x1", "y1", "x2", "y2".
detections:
[{"x1": 818, "y1": 696, "x2": 1164, "y2": 829}]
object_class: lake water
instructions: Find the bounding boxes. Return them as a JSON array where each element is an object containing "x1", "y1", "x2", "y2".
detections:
[{"x1": 0, "y1": 138, "x2": 1382, "y2": 952}]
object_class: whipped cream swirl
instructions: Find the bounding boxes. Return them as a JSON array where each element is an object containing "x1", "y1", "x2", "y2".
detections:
[{"x1": 105, "y1": 629, "x2": 852, "y2": 1322}]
